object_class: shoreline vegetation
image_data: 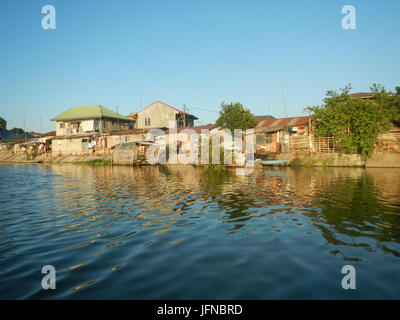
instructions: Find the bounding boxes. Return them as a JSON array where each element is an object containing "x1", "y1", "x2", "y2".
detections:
[{"x1": 74, "y1": 159, "x2": 112, "y2": 166}]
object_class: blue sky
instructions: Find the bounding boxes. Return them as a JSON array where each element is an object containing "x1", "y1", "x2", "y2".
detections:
[{"x1": 0, "y1": 0, "x2": 399, "y2": 132}]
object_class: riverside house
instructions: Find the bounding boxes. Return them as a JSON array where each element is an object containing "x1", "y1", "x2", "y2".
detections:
[
  {"x1": 51, "y1": 105, "x2": 134, "y2": 155},
  {"x1": 134, "y1": 101, "x2": 198, "y2": 129},
  {"x1": 252, "y1": 116, "x2": 312, "y2": 156},
  {"x1": 106, "y1": 101, "x2": 200, "y2": 149}
]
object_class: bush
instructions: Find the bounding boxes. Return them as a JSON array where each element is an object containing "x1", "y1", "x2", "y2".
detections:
[{"x1": 306, "y1": 84, "x2": 400, "y2": 158}]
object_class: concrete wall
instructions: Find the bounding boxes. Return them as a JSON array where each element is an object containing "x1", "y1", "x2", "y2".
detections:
[
  {"x1": 376, "y1": 130, "x2": 400, "y2": 153},
  {"x1": 137, "y1": 102, "x2": 178, "y2": 129},
  {"x1": 288, "y1": 153, "x2": 365, "y2": 167},
  {"x1": 52, "y1": 138, "x2": 86, "y2": 156}
]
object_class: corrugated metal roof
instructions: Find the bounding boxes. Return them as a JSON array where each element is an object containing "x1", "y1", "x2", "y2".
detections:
[
  {"x1": 0, "y1": 133, "x2": 34, "y2": 143},
  {"x1": 165, "y1": 124, "x2": 217, "y2": 134},
  {"x1": 348, "y1": 92, "x2": 396, "y2": 99},
  {"x1": 41, "y1": 131, "x2": 56, "y2": 137},
  {"x1": 108, "y1": 128, "x2": 167, "y2": 136},
  {"x1": 49, "y1": 133, "x2": 97, "y2": 140},
  {"x1": 0, "y1": 131, "x2": 12, "y2": 139},
  {"x1": 127, "y1": 112, "x2": 138, "y2": 119},
  {"x1": 256, "y1": 116, "x2": 310, "y2": 130},
  {"x1": 253, "y1": 126, "x2": 284, "y2": 133},
  {"x1": 51, "y1": 105, "x2": 133, "y2": 122}
]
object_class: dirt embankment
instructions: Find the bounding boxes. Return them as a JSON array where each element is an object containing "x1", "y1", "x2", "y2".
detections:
[
  {"x1": 0, "y1": 152, "x2": 111, "y2": 164},
  {"x1": 276, "y1": 153, "x2": 400, "y2": 168},
  {"x1": 1, "y1": 152, "x2": 400, "y2": 168}
]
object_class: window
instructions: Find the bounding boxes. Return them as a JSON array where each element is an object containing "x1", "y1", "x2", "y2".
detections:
[
  {"x1": 145, "y1": 118, "x2": 151, "y2": 126},
  {"x1": 59, "y1": 123, "x2": 64, "y2": 129},
  {"x1": 256, "y1": 134, "x2": 266, "y2": 144}
]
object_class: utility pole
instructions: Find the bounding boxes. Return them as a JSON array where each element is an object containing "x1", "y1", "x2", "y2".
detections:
[
  {"x1": 116, "y1": 105, "x2": 120, "y2": 131},
  {"x1": 279, "y1": 77, "x2": 288, "y2": 118},
  {"x1": 183, "y1": 104, "x2": 186, "y2": 128},
  {"x1": 23, "y1": 111, "x2": 26, "y2": 140}
]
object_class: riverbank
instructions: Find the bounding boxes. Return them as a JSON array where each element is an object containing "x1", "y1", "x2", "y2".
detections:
[
  {"x1": 0, "y1": 153, "x2": 111, "y2": 164},
  {"x1": 281, "y1": 153, "x2": 400, "y2": 168},
  {"x1": 1, "y1": 152, "x2": 399, "y2": 167}
]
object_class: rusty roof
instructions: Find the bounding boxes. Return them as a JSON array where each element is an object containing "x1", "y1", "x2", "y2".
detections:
[
  {"x1": 165, "y1": 124, "x2": 217, "y2": 134},
  {"x1": 41, "y1": 131, "x2": 56, "y2": 137},
  {"x1": 108, "y1": 128, "x2": 167, "y2": 136},
  {"x1": 256, "y1": 116, "x2": 310, "y2": 129},
  {"x1": 348, "y1": 92, "x2": 396, "y2": 99},
  {"x1": 49, "y1": 133, "x2": 96, "y2": 140}
]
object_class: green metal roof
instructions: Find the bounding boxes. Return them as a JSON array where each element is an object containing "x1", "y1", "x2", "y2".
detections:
[{"x1": 51, "y1": 105, "x2": 132, "y2": 121}]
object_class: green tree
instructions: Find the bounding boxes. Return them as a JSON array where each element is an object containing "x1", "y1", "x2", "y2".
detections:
[
  {"x1": 396, "y1": 86, "x2": 400, "y2": 96},
  {"x1": 10, "y1": 127, "x2": 24, "y2": 134},
  {"x1": 0, "y1": 117, "x2": 6, "y2": 131},
  {"x1": 306, "y1": 84, "x2": 400, "y2": 159},
  {"x1": 215, "y1": 102, "x2": 257, "y2": 132}
]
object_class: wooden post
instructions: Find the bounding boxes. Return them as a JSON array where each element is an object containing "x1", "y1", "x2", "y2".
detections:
[{"x1": 183, "y1": 104, "x2": 186, "y2": 128}]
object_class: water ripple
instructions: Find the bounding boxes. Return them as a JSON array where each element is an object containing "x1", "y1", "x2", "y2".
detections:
[{"x1": 0, "y1": 164, "x2": 400, "y2": 299}]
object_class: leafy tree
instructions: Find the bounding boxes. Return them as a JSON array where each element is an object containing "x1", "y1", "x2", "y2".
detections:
[
  {"x1": 9, "y1": 127, "x2": 25, "y2": 134},
  {"x1": 396, "y1": 86, "x2": 400, "y2": 96},
  {"x1": 306, "y1": 84, "x2": 400, "y2": 159},
  {"x1": 0, "y1": 117, "x2": 6, "y2": 131},
  {"x1": 215, "y1": 102, "x2": 257, "y2": 132}
]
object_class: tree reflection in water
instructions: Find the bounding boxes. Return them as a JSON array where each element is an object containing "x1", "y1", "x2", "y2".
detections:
[{"x1": 311, "y1": 174, "x2": 400, "y2": 259}]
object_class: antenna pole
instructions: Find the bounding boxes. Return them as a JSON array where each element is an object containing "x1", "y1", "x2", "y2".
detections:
[
  {"x1": 116, "y1": 105, "x2": 120, "y2": 131},
  {"x1": 23, "y1": 111, "x2": 26, "y2": 140},
  {"x1": 279, "y1": 78, "x2": 288, "y2": 118},
  {"x1": 183, "y1": 104, "x2": 186, "y2": 128}
]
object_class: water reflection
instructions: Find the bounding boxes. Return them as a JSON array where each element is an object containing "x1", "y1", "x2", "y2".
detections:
[
  {"x1": 312, "y1": 174, "x2": 400, "y2": 259},
  {"x1": 46, "y1": 164, "x2": 400, "y2": 256},
  {"x1": 1, "y1": 164, "x2": 400, "y2": 298}
]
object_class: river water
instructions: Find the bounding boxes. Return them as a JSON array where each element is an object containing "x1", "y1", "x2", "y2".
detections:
[{"x1": 0, "y1": 163, "x2": 399, "y2": 299}]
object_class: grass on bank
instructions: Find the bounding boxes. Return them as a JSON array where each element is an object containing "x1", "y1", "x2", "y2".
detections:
[
  {"x1": 204, "y1": 164, "x2": 227, "y2": 173},
  {"x1": 74, "y1": 159, "x2": 112, "y2": 166}
]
